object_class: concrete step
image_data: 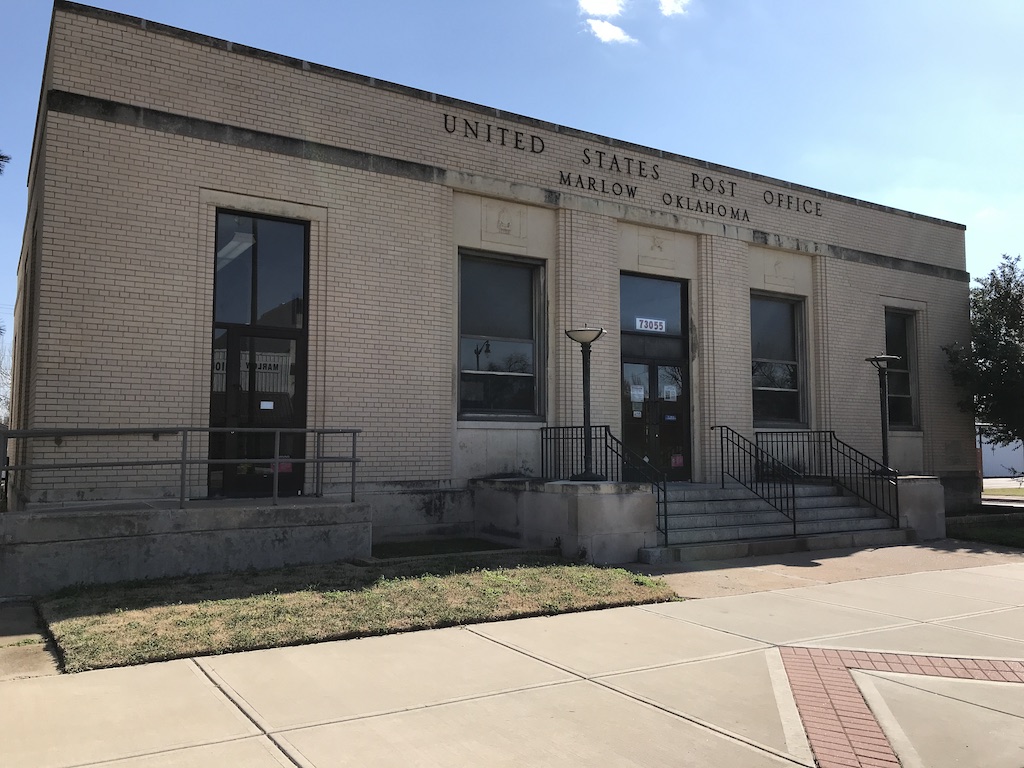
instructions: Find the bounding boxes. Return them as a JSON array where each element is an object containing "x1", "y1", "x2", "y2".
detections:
[
  {"x1": 665, "y1": 505, "x2": 878, "y2": 530},
  {"x1": 665, "y1": 494, "x2": 866, "y2": 516},
  {"x1": 639, "y1": 527, "x2": 914, "y2": 564},
  {"x1": 665, "y1": 482, "x2": 845, "y2": 503},
  {"x1": 665, "y1": 515, "x2": 892, "y2": 545}
]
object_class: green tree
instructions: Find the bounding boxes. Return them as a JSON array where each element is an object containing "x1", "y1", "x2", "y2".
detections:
[{"x1": 944, "y1": 254, "x2": 1024, "y2": 445}]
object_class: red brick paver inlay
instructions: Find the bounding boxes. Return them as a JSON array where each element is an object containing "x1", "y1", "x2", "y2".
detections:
[{"x1": 779, "y1": 647, "x2": 1024, "y2": 768}]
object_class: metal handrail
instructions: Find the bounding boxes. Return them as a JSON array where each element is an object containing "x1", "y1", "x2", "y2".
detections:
[
  {"x1": 0, "y1": 425, "x2": 361, "y2": 509},
  {"x1": 600, "y1": 428, "x2": 669, "y2": 546},
  {"x1": 711, "y1": 426, "x2": 798, "y2": 535},
  {"x1": 539, "y1": 425, "x2": 669, "y2": 546},
  {"x1": 755, "y1": 430, "x2": 899, "y2": 525}
]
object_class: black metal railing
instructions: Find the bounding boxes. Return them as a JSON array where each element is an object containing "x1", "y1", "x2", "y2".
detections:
[
  {"x1": 603, "y1": 429, "x2": 669, "y2": 545},
  {"x1": 756, "y1": 430, "x2": 899, "y2": 525},
  {"x1": 540, "y1": 425, "x2": 669, "y2": 545},
  {"x1": 712, "y1": 426, "x2": 798, "y2": 535},
  {"x1": 1, "y1": 425, "x2": 360, "y2": 509},
  {"x1": 540, "y1": 425, "x2": 617, "y2": 481}
]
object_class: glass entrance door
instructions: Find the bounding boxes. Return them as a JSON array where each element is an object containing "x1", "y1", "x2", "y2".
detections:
[
  {"x1": 210, "y1": 329, "x2": 306, "y2": 497},
  {"x1": 209, "y1": 210, "x2": 308, "y2": 498},
  {"x1": 621, "y1": 361, "x2": 691, "y2": 480},
  {"x1": 619, "y1": 273, "x2": 691, "y2": 481}
]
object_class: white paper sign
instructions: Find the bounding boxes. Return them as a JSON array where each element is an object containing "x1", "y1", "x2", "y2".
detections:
[
  {"x1": 635, "y1": 317, "x2": 666, "y2": 333},
  {"x1": 663, "y1": 385, "x2": 677, "y2": 402},
  {"x1": 630, "y1": 385, "x2": 645, "y2": 402}
]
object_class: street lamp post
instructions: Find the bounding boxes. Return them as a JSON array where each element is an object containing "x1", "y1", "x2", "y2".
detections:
[
  {"x1": 565, "y1": 326, "x2": 606, "y2": 481},
  {"x1": 866, "y1": 354, "x2": 901, "y2": 473}
]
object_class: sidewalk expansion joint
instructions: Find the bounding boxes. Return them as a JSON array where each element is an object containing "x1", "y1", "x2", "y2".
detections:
[
  {"x1": 463, "y1": 627, "x2": 812, "y2": 766},
  {"x1": 190, "y1": 658, "x2": 305, "y2": 768}
]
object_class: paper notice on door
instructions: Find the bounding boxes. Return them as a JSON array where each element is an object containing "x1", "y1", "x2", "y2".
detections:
[
  {"x1": 630, "y1": 385, "x2": 645, "y2": 402},
  {"x1": 663, "y1": 385, "x2": 677, "y2": 402},
  {"x1": 260, "y1": 401, "x2": 274, "y2": 410}
]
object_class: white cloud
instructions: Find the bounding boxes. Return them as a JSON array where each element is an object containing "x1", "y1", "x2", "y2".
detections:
[
  {"x1": 578, "y1": 0, "x2": 626, "y2": 18},
  {"x1": 586, "y1": 18, "x2": 637, "y2": 43},
  {"x1": 658, "y1": 0, "x2": 691, "y2": 15}
]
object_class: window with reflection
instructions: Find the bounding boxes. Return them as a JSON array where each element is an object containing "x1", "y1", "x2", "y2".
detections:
[
  {"x1": 751, "y1": 295, "x2": 805, "y2": 425},
  {"x1": 885, "y1": 310, "x2": 918, "y2": 428},
  {"x1": 459, "y1": 253, "x2": 543, "y2": 416},
  {"x1": 620, "y1": 274, "x2": 683, "y2": 336},
  {"x1": 214, "y1": 212, "x2": 307, "y2": 328}
]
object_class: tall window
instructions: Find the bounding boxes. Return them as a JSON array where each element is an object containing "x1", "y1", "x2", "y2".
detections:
[
  {"x1": 459, "y1": 252, "x2": 542, "y2": 417},
  {"x1": 885, "y1": 310, "x2": 917, "y2": 427},
  {"x1": 751, "y1": 295, "x2": 804, "y2": 425}
]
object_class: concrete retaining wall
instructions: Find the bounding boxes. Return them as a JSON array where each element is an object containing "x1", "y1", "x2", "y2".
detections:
[
  {"x1": 471, "y1": 479, "x2": 658, "y2": 564},
  {"x1": 0, "y1": 500, "x2": 371, "y2": 596}
]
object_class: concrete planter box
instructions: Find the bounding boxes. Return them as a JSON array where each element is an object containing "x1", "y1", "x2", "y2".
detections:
[
  {"x1": 471, "y1": 479, "x2": 658, "y2": 564},
  {"x1": 898, "y1": 475, "x2": 946, "y2": 540}
]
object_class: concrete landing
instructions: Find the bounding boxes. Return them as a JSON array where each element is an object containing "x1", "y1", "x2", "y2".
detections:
[{"x1": 0, "y1": 601, "x2": 59, "y2": 681}]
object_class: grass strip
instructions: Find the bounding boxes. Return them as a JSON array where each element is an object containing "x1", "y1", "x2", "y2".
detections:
[
  {"x1": 39, "y1": 553, "x2": 675, "y2": 673},
  {"x1": 982, "y1": 487, "x2": 1024, "y2": 497},
  {"x1": 947, "y1": 520, "x2": 1024, "y2": 549}
]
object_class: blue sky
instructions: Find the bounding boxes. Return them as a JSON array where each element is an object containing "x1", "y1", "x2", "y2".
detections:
[{"x1": 1, "y1": 0, "x2": 1022, "y2": 340}]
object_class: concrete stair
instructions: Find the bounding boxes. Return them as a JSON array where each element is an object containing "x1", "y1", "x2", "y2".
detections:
[{"x1": 640, "y1": 482, "x2": 911, "y2": 564}]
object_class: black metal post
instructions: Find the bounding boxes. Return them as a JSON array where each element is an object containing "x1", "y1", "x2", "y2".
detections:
[
  {"x1": 867, "y1": 355, "x2": 899, "y2": 476},
  {"x1": 569, "y1": 340, "x2": 606, "y2": 481},
  {"x1": 272, "y1": 429, "x2": 280, "y2": 505},
  {"x1": 566, "y1": 328, "x2": 605, "y2": 481},
  {"x1": 581, "y1": 340, "x2": 593, "y2": 476},
  {"x1": 876, "y1": 364, "x2": 891, "y2": 471},
  {"x1": 179, "y1": 429, "x2": 188, "y2": 509}
]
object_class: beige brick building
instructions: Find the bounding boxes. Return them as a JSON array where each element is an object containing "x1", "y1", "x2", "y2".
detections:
[{"x1": 7, "y1": 2, "x2": 978, "y2": 546}]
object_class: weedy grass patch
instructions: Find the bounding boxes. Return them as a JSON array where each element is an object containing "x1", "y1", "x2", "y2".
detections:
[{"x1": 40, "y1": 552, "x2": 676, "y2": 672}]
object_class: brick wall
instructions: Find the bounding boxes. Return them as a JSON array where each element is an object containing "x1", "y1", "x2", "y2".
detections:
[{"x1": 8, "y1": 4, "x2": 975, "y2": 507}]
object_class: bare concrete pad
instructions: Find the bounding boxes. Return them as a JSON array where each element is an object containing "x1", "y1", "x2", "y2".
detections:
[
  {"x1": 802, "y1": 623, "x2": 1024, "y2": 657},
  {"x1": 0, "y1": 603, "x2": 41, "y2": 646},
  {"x1": 854, "y1": 670, "x2": 1024, "y2": 768},
  {"x1": 0, "y1": 660, "x2": 259, "y2": 768},
  {"x1": 604, "y1": 649, "x2": 811, "y2": 763},
  {"x1": 645, "y1": 592, "x2": 907, "y2": 644},
  {"x1": 277, "y1": 681, "x2": 797, "y2": 767},
  {"x1": 89, "y1": 737, "x2": 294, "y2": 767},
  {"x1": 874, "y1": 569, "x2": 1024, "y2": 606},
  {"x1": 963, "y1": 562, "x2": 1024, "y2": 581},
  {"x1": 780, "y1": 578, "x2": 1009, "y2": 621},
  {"x1": 648, "y1": 566, "x2": 825, "y2": 599},
  {"x1": 940, "y1": 607, "x2": 1024, "y2": 641},
  {"x1": 0, "y1": 640, "x2": 60, "y2": 681},
  {"x1": 469, "y1": 605, "x2": 767, "y2": 676},
  {"x1": 637, "y1": 542, "x2": 1024, "y2": 599},
  {"x1": 199, "y1": 627, "x2": 574, "y2": 731}
]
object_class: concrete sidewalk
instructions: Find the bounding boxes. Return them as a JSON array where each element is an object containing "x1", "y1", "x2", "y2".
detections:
[{"x1": 2, "y1": 544, "x2": 1024, "y2": 767}]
